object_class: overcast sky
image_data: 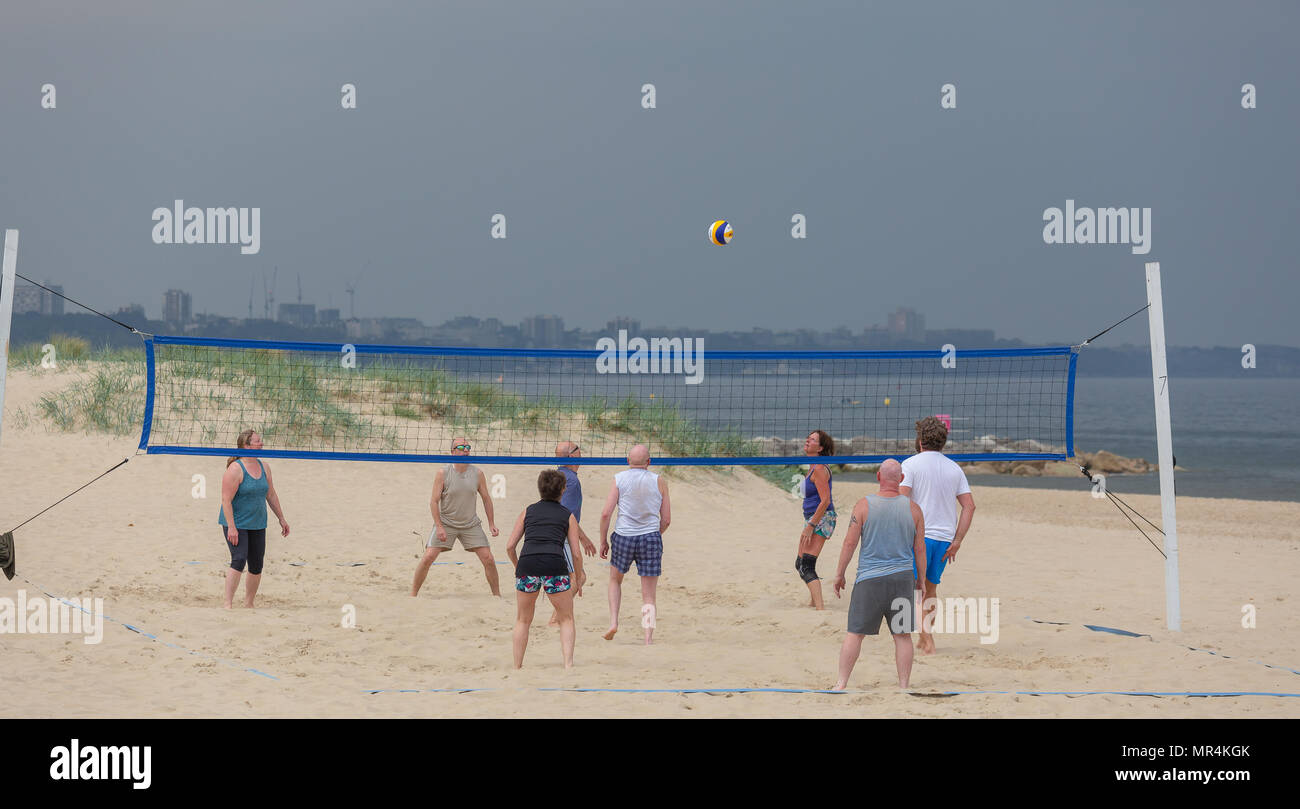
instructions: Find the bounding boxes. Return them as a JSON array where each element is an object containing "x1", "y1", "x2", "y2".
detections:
[{"x1": 2, "y1": 0, "x2": 1296, "y2": 347}]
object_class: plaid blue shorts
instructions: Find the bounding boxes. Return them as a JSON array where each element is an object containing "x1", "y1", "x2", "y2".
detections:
[{"x1": 609, "y1": 531, "x2": 663, "y2": 576}]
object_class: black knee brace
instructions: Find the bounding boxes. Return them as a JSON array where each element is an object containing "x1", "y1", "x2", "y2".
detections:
[{"x1": 798, "y1": 553, "x2": 819, "y2": 583}]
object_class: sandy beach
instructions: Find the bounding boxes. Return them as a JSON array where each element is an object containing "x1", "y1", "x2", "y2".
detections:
[{"x1": 2, "y1": 366, "x2": 1298, "y2": 718}]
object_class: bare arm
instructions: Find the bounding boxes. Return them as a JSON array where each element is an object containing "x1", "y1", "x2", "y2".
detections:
[
  {"x1": 899, "y1": 485, "x2": 912, "y2": 499},
  {"x1": 943, "y1": 492, "x2": 975, "y2": 563},
  {"x1": 567, "y1": 515, "x2": 584, "y2": 581},
  {"x1": 477, "y1": 471, "x2": 499, "y2": 535},
  {"x1": 505, "y1": 510, "x2": 525, "y2": 566},
  {"x1": 598, "y1": 482, "x2": 619, "y2": 558},
  {"x1": 833, "y1": 499, "x2": 868, "y2": 598},
  {"x1": 911, "y1": 501, "x2": 927, "y2": 587},
  {"x1": 952, "y1": 493, "x2": 975, "y2": 544},
  {"x1": 430, "y1": 471, "x2": 446, "y2": 527},
  {"x1": 576, "y1": 524, "x2": 596, "y2": 556},
  {"x1": 263, "y1": 463, "x2": 289, "y2": 537},
  {"x1": 658, "y1": 477, "x2": 671, "y2": 534},
  {"x1": 221, "y1": 463, "x2": 243, "y2": 542}
]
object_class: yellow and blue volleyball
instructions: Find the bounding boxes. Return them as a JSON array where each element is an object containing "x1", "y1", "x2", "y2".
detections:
[{"x1": 708, "y1": 220, "x2": 734, "y2": 246}]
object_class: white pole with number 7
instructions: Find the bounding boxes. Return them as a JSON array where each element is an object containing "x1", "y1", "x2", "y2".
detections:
[{"x1": 1145, "y1": 261, "x2": 1181, "y2": 631}]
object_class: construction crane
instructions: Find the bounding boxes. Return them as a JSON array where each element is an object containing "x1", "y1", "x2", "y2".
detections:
[
  {"x1": 346, "y1": 263, "x2": 366, "y2": 319},
  {"x1": 263, "y1": 266, "x2": 278, "y2": 320}
]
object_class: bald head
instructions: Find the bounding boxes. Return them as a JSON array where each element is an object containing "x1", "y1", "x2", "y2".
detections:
[
  {"x1": 555, "y1": 440, "x2": 577, "y2": 457},
  {"x1": 628, "y1": 444, "x2": 650, "y2": 468},
  {"x1": 877, "y1": 458, "x2": 904, "y2": 494}
]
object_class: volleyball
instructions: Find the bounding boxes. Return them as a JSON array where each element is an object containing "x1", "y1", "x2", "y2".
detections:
[{"x1": 709, "y1": 220, "x2": 733, "y2": 245}]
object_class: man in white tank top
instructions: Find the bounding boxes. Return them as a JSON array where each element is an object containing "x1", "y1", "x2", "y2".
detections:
[{"x1": 598, "y1": 444, "x2": 671, "y2": 645}]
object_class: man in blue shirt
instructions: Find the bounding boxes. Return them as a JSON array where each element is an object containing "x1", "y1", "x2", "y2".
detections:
[{"x1": 550, "y1": 441, "x2": 598, "y2": 625}]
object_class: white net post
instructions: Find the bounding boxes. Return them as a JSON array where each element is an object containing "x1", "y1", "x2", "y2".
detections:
[
  {"x1": 0, "y1": 230, "x2": 18, "y2": 449},
  {"x1": 1145, "y1": 261, "x2": 1181, "y2": 631}
]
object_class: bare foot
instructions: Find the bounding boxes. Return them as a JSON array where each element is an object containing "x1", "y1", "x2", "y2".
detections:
[
  {"x1": 222, "y1": 602, "x2": 233, "y2": 610},
  {"x1": 831, "y1": 682, "x2": 846, "y2": 691},
  {"x1": 603, "y1": 626, "x2": 618, "y2": 640}
]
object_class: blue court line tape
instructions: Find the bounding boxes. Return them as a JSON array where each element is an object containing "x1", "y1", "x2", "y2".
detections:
[
  {"x1": 1083, "y1": 624, "x2": 1149, "y2": 638},
  {"x1": 1026, "y1": 617, "x2": 1300, "y2": 677},
  {"x1": 360, "y1": 687, "x2": 1300, "y2": 698},
  {"x1": 19, "y1": 575, "x2": 280, "y2": 682}
]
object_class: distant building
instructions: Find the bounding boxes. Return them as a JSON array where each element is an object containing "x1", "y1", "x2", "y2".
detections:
[
  {"x1": 163, "y1": 289, "x2": 192, "y2": 325},
  {"x1": 12, "y1": 284, "x2": 41, "y2": 314},
  {"x1": 926, "y1": 328, "x2": 996, "y2": 347},
  {"x1": 522, "y1": 315, "x2": 564, "y2": 346},
  {"x1": 12, "y1": 280, "x2": 64, "y2": 315},
  {"x1": 862, "y1": 325, "x2": 892, "y2": 345},
  {"x1": 605, "y1": 317, "x2": 641, "y2": 338},
  {"x1": 116, "y1": 303, "x2": 146, "y2": 322},
  {"x1": 42, "y1": 281, "x2": 65, "y2": 316},
  {"x1": 277, "y1": 303, "x2": 316, "y2": 327},
  {"x1": 887, "y1": 308, "x2": 925, "y2": 343},
  {"x1": 318, "y1": 308, "x2": 341, "y2": 324}
]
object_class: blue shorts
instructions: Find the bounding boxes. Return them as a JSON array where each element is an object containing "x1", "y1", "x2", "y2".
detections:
[
  {"x1": 609, "y1": 531, "x2": 662, "y2": 577},
  {"x1": 912, "y1": 538, "x2": 951, "y2": 585}
]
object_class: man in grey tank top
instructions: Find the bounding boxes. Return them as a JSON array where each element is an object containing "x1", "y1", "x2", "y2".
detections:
[
  {"x1": 830, "y1": 459, "x2": 927, "y2": 690},
  {"x1": 411, "y1": 437, "x2": 501, "y2": 596}
]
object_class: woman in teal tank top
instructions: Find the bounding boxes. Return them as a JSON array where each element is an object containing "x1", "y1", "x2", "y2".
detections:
[{"x1": 219, "y1": 429, "x2": 290, "y2": 609}]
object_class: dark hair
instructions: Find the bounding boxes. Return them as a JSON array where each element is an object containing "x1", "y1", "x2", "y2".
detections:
[
  {"x1": 227, "y1": 429, "x2": 258, "y2": 467},
  {"x1": 538, "y1": 469, "x2": 566, "y2": 501},
  {"x1": 810, "y1": 429, "x2": 834, "y2": 456},
  {"x1": 915, "y1": 417, "x2": 949, "y2": 451}
]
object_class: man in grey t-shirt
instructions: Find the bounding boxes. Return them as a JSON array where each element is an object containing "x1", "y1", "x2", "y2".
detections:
[{"x1": 831, "y1": 459, "x2": 926, "y2": 690}]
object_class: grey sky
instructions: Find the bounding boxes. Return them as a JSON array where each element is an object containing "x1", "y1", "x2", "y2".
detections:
[{"x1": 2, "y1": 0, "x2": 1296, "y2": 347}]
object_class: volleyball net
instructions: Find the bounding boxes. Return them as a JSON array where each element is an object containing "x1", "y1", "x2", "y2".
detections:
[{"x1": 139, "y1": 335, "x2": 1077, "y2": 465}]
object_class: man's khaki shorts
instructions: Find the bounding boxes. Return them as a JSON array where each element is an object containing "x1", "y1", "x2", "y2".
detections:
[{"x1": 426, "y1": 523, "x2": 489, "y2": 551}]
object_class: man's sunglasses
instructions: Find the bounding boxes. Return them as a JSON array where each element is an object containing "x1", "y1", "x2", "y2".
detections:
[{"x1": 452, "y1": 444, "x2": 471, "y2": 451}]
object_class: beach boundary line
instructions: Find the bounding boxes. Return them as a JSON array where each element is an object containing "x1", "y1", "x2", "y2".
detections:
[
  {"x1": 360, "y1": 687, "x2": 1300, "y2": 698},
  {"x1": 1026, "y1": 617, "x2": 1300, "y2": 676},
  {"x1": 15, "y1": 574, "x2": 281, "y2": 681}
]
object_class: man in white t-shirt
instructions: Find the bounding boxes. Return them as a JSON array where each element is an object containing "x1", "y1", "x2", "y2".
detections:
[{"x1": 900, "y1": 416, "x2": 976, "y2": 655}]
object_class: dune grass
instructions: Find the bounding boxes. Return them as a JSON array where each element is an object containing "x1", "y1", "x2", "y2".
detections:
[{"x1": 17, "y1": 343, "x2": 787, "y2": 486}]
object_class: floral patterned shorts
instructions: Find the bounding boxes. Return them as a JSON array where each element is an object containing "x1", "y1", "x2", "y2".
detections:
[{"x1": 515, "y1": 575, "x2": 571, "y2": 594}]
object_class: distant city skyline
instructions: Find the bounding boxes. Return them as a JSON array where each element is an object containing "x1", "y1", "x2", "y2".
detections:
[{"x1": 13, "y1": 273, "x2": 1297, "y2": 351}]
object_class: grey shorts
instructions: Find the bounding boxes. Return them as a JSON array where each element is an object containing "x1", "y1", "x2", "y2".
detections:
[
  {"x1": 562, "y1": 543, "x2": 573, "y2": 573},
  {"x1": 427, "y1": 523, "x2": 489, "y2": 551},
  {"x1": 847, "y1": 571, "x2": 916, "y2": 635}
]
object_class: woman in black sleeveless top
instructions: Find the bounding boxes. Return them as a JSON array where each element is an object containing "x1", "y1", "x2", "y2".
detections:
[{"x1": 506, "y1": 469, "x2": 584, "y2": 669}]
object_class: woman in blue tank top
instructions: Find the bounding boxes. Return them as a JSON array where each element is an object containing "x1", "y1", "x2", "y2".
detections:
[
  {"x1": 218, "y1": 429, "x2": 290, "y2": 609},
  {"x1": 795, "y1": 429, "x2": 836, "y2": 610}
]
